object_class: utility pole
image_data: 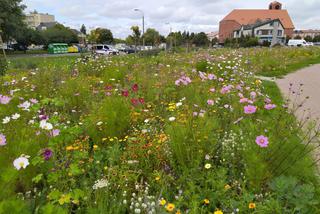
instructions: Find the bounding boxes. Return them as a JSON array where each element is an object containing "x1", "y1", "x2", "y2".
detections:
[{"x1": 134, "y1": 9, "x2": 145, "y2": 47}]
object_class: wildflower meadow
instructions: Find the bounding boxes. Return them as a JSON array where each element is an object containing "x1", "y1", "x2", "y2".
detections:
[{"x1": 1, "y1": 47, "x2": 320, "y2": 213}]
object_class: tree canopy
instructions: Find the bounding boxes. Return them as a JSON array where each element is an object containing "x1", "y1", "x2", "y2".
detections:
[
  {"x1": 88, "y1": 28, "x2": 113, "y2": 44},
  {"x1": 0, "y1": 0, "x2": 26, "y2": 42},
  {"x1": 41, "y1": 24, "x2": 79, "y2": 45}
]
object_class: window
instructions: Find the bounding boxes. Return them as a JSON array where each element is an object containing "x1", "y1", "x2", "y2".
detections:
[
  {"x1": 269, "y1": 30, "x2": 273, "y2": 35},
  {"x1": 261, "y1": 30, "x2": 269, "y2": 35},
  {"x1": 277, "y1": 30, "x2": 282, "y2": 36}
]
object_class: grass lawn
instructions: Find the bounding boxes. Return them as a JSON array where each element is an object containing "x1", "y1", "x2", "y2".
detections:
[{"x1": 0, "y1": 48, "x2": 320, "y2": 213}]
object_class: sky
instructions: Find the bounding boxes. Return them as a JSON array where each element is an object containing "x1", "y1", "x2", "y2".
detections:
[{"x1": 22, "y1": 0, "x2": 320, "y2": 38}]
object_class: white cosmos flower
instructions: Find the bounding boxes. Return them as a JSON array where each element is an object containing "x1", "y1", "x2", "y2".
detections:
[
  {"x1": 169, "y1": 117, "x2": 176, "y2": 121},
  {"x1": 13, "y1": 156, "x2": 30, "y2": 170},
  {"x1": 40, "y1": 120, "x2": 53, "y2": 130},
  {"x1": 2, "y1": 116, "x2": 10, "y2": 124},
  {"x1": 96, "y1": 121, "x2": 103, "y2": 126},
  {"x1": 11, "y1": 113, "x2": 20, "y2": 120}
]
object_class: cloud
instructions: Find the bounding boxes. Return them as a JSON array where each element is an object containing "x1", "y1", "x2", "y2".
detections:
[{"x1": 22, "y1": 0, "x2": 320, "y2": 38}]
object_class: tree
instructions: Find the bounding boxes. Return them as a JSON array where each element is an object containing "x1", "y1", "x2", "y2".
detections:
[
  {"x1": 41, "y1": 24, "x2": 78, "y2": 45},
  {"x1": 0, "y1": 0, "x2": 26, "y2": 42},
  {"x1": 15, "y1": 28, "x2": 45, "y2": 51},
  {"x1": 304, "y1": 35, "x2": 313, "y2": 42},
  {"x1": 193, "y1": 32, "x2": 209, "y2": 47},
  {"x1": 294, "y1": 35, "x2": 302, "y2": 39},
  {"x1": 80, "y1": 24, "x2": 87, "y2": 35},
  {"x1": 143, "y1": 28, "x2": 161, "y2": 46},
  {"x1": 313, "y1": 35, "x2": 320, "y2": 42},
  {"x1": 88, "y1": 28, "x2": 113, "y2": 44},
  {"x1": 130, "y1": 26, "x2": 141, "y2": 46}
]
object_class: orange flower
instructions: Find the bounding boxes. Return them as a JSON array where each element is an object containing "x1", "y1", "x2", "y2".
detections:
[
  {"x1": 166, "y1": 203, "x2": 175, "y2": 212},
  {"x1": 249, "y1": 202, "x2": 256, "y2": 209}
]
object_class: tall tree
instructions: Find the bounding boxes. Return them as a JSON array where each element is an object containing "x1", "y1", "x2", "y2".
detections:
[
  {"x1": 0, "y1": 0, "x2": 26, "y2": 42},
  {"x1": 143, "y1": 28, "x2": 161, "y2": 46},
  {"x1": 130, "y1": 26, "x2": 141, "y2": 46},
  {"x1": 80, "y1": 24, "x2": 87, "y2": 35},
  {"x1": 193, "y1": 32, "x2": 209, "y2": 47},
  {"x1": 41, "y1": 24, "x2": 79, "y2": 45},
  {"x1": 88, "y1": 28, "x2": 113, "y2": 44}
]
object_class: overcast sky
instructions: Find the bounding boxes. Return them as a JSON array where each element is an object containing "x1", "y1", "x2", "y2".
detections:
[{"x1": 23, "y1": 0, "x2": 320, "y2": 38}]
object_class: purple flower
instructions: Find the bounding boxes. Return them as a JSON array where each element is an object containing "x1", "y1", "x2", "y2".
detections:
[
  {"x1": 209, "y1": 88, "x2": 215, "y2": 93},
  {"x1": 30, "y1": 98, "x2": 38, "y2": 104},
  {"x1": 0, "y1": 133, "x2": 6, "y2": 146},
  {"x1": 255, "y1": 135, "x2": 269, "y2": 148},
  {"x1": 265, "y1": 104, "x2": 276, "y2": 110},
  {"x1": 244, "y1": 105, "x2": 257, "y2": 114},
  {"x1": 208, "y1": 74, "x2": 217, "y2": 80},
  {"x1": 51, "y1": 129, "x2": 60, "y2": 137},
  {"x1": 42, "y1": 148, "x2": 53, "y2": 160},
  {"x1": 0, "y1": 95, "x2": 12, "y2": 104}
]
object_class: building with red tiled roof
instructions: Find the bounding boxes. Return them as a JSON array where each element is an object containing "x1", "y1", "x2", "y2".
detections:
[{"x1": 219, "y1": 1, "x2": 294, "y2": 43}]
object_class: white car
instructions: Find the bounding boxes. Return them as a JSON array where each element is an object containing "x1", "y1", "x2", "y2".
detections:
[
  {"x1": 92, "y1": 44, "x2": 119, "y2": 55},
  {"x1": 287, "y1": 39, "x2": 308, "y2": 47}
]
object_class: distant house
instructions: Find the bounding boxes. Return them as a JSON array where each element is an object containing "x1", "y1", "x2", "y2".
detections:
[
  {"x1": 233, "y1": 19, "x2": 285, "y2": 44},
  {"x1": 293, "y1": 30, "x2": 320, "y2": 39},
  {"x1": 26, "y1": 12, "x2": 55, "y2": 29},
  {"x1": 219, "y1": 1, "x2": 294, "y2": 43},
  {"x1": 206, "y1": 32, "x2": 219, "y2": 42},
  {"x1": 36, "y1": 22, "x2": 57, "y2": 31}
]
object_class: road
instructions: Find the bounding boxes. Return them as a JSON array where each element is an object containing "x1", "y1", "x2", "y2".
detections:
[
  {"x1": 276, "y1": 64, "x2": 320, "y2": 170},
  {"x1": 7, "y1": 53, "x2": 82, "y2": 59}
]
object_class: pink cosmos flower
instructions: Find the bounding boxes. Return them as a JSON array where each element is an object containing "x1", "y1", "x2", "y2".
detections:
[
  {"x1": 255, "y1": 135, "x2": 269, "y2": 148},
  {"x1": 208, "y1": 74, "x2": 217, "y2": 80},
  {"x1": 30, "y1": 98, "x2": 38, "y2": 104},
  {"x1": 265, "y1": 104, "x2": 276, "y2": 110},
  {"x1": 244, "y1": 105, "x2": 257, "y2": 114},
  {"x1": 220, "y1": 85, "x2": 232, "y2": 94},
  {"x1": 209, "y1": 88, "x2": 215, "y2": 93},
  {"x1": 250, "y1": 91, "x2": 257, "y2": 99},
  {"x1": 207, "y1": 99, "x2": 214, "y2": 106},
  {"x1": 240, "y1": 98, "x2": 249, "y2": 103},
  {"x1": 0, "y1": 133, "x2": 6, "y2": 146},
  {"x1": 265, "y1": 98, "x2": 272, "y2": 104},
  {"x1": 0, "y1": 95, "x2": 12, "y2": 104}
]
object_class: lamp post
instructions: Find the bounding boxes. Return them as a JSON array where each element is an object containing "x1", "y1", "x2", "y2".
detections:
[
  {"x1": 165, "y1": 22, "x2": 172, "y2": 50},
  {"x1": 134, "y1": 8, "x2": 145, "y2": 47}
]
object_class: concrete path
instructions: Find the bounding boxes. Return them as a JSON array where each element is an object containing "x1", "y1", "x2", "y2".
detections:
[{"x1": 276, "y1": 64, "x2": 320, "y2": 171}]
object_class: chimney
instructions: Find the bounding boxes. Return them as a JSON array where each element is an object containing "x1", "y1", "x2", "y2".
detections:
[{"x1": 269, "y1": 1, "x2": 282, "y2": 10}]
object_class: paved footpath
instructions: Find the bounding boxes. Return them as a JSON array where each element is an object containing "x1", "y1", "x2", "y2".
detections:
[{"x1": 276, "y1": 64, "x2": 320, "y2": 170}]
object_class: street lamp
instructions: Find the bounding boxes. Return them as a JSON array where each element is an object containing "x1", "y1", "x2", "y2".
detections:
[{"x1": 134, "y1": 8, "x2": 145, "y2": 47}]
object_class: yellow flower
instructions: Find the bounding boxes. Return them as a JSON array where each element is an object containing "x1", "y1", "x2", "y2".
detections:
[
  {"x1": 203, "y1": 198, "x2": 210, "y2": 204},
  {"x1": 249, "y1": 202, "x2": 256, "y2": 209},
  {"x1": 58, "y1": 194, "x2": 71, "y2": 205},
  {"x1": 255, "y1": 79, "x2": 262, "y2": 85},
  {"x1": 159, "y1": 199, "x2": 166, "y2": 206},
  {"x1": 93, "y1": 145, "x2": 98, "y2": 150},
  {"x1": 166, "y1": 203, "x2": 175, "y2": 212},
  {"x1": 175, "y1": 210, "x2": 181, "y2": 214},
  {"x1": 155, "y1": 176, "x2": 161, "y2": 181},
  {"x1": 66, "y1": 146, "x2": 74, "y2": 151},
  {"x1": 224, "y1": 184, "x2": 231, "y2": 190},
  {"x1": 214, "y1": 210, "x2": 223, "y2": 214},
  {"x1": 205, "y1": 163, "x2": 212, "y2": 169}
]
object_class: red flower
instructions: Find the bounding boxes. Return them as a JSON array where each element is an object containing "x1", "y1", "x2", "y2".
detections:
[
  {"x1": 122, "y1": 90, "x2": 129, "y2": 97},
  {"x1": 139, "y1": 98, "x2": 145, "y2": 104},
  {"x1": 132, "y1": 84, "x2": 139, "y2": 92},
  {"x1": 131, "y1": 98, "x2": 139, "y2": 106},
  {"x1": 105, "y1": 85, "x2": 113, "y2": 91}
]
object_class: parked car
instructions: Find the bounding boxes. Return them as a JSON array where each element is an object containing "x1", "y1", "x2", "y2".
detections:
[
  {"x1": 115, "y1": 44, "x2": 135, "y2": 54},
  {"x1": 287, "y1": 39, "x2": 308, "y2": 47},
  {"x1": 92, "y1": 44, "x2": 119, "y2": 55}
]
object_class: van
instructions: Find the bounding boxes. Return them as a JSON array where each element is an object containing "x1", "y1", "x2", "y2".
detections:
[
  {"x1": 287, "y1": 39, "x2": 308, "y2": 47},
  {"x1": 92, "y1": 44, "x2": 119, "y2": 55}
]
